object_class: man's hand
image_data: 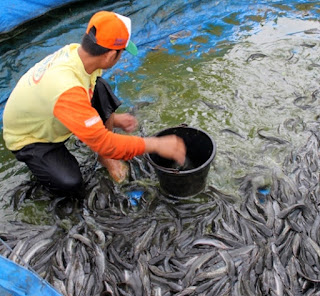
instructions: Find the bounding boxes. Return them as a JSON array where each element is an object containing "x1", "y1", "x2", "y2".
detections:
[
  {"x1": 113, "y1": 113, "x2": 138, "y2": 133},
  {"x1": 144, "y1": 135, "x2": 186, "y2": 166}
]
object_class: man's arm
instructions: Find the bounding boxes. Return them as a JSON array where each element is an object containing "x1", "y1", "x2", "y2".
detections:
[
  {"x1": 53, "y1": 86, "x2": 145, "y2": 160},
  {"x1": 54, "y1": 86, "x2": 186, "y2": 164}
]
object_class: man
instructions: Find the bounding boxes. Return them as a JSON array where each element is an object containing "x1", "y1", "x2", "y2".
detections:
[{"x1": 3, "y1": 11, "x2": 186, "y2": 195}]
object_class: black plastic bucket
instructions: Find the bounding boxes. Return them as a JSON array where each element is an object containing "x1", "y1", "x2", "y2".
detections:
[{"x1": 146, "y1": 125, "x2": 216, "y2": 198}]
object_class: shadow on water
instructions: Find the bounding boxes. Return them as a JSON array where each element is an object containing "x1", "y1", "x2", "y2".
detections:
[{"x1": 0, "y1": 1, "x2": 320, "y2": 295}]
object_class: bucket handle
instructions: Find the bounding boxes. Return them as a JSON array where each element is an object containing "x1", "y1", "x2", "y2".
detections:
[
  {"x1": 158, "y1": 166, "x2": 180, "y2": 173},
  {"x1": 143, "y1": 154, "x2": 181, "y2": 173},
  {"x1": 144, "y1": 154, "x2": 182, "y2": 173}
]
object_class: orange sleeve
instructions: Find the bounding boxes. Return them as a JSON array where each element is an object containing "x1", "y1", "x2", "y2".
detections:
[{"x1": 53, "y1": 86, "x2": 145, "y2": 160}]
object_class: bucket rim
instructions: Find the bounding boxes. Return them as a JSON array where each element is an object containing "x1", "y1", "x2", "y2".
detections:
[{"x1": 145, "y1": 125, "x2": 216, "y2": 175}]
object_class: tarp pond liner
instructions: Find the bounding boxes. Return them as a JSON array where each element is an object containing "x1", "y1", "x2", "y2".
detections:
[
  {"x1": 0, "y1": 2, "x2": 320, "y2": 296},
  {"x1": 0, "y1": 0, "x2": 83, "y2": 34},
  {"x1": 0, "y1": 254, "x2": 62, "y2": 296},
  {"x1": 146, "y1": 125, "x2": 216, "y2": 198}
]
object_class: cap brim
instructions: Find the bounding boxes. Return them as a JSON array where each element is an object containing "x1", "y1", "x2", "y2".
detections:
[{"x1": 125, "y1": 40, "x2": 138, "y2": 56}]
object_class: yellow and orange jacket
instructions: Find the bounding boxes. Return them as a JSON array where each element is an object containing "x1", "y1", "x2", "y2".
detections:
[{"x1": 3, "y1": 43, "x2": 145, "y2": 160}]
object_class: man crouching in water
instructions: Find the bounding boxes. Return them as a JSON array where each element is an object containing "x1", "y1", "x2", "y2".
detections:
[{"x1": 2, "y1": 11, "x2": 186, "y2": 196}]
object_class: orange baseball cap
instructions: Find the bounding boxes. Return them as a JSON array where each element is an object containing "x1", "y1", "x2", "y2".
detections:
[{"x1": 86, "y1": 11, "x2": 138, "y2": 56}]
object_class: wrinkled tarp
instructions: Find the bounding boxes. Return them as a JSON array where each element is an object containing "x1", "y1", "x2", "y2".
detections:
[
  {"x1": 0, "y1": 0, "x2": 82, "y2": 34},
  {"x1": 0, "y1": 255, "x2": 62, "y2": 296}
]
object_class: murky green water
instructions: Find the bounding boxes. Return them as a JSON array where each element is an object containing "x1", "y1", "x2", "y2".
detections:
[
  {"x1": 118, "y1": 17, "x2": 320, "y2": 193},
  {"x1": 0, "y1": 3, "x2": 319, "y2": 224}
]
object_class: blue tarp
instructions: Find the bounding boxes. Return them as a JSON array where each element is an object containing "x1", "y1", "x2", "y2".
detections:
[
  {"x1": 0, "y1": 0, "x2": 81, "y2": 34},
  {"x1": 0, "y1": 0, "x2": 319, "y2": 293},
  {"x1": 0, "y1": 255, "x2": 62, "y2": 296}
]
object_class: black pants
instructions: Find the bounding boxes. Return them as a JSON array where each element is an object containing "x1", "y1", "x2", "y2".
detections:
[
  {"x1": 13, "y1": 77, "x2": 122, "y2": 195},
  {"x1": 14, "y1": 142, "x2": 82, "y2": 194}
]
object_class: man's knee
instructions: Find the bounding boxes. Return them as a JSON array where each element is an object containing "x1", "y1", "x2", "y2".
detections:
[
  {"x1": 14, "y1": 142, "x2": 84, "y2": 195},
  {"x1": 50, "y1": 172, "x2": 83, "y2": 193}
]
